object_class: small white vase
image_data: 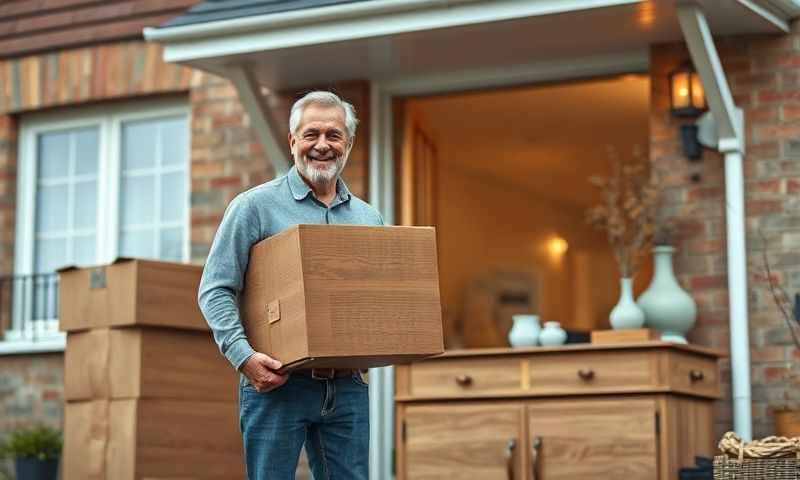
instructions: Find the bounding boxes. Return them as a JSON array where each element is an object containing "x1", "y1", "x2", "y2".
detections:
[
  {"x1": 637, "y1": 246, "x2": 697, "y2": 344},
  {"x1": 509, "y1": 314, "x2": 540, "y2": 347},
  {"x1": 609, "y1": 277, "x2": 645, "y2": 329},
  {"x1": 539, "y1": 321, "x2": 567, "y2": 346}
]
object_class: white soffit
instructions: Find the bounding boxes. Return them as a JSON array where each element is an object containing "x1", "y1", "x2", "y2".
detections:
[{"x1": 145, "y1": 0, "x2": 795, "y2": 89}]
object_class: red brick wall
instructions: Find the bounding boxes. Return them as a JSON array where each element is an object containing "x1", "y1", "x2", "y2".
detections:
[
  {"x1": 651, "y1": 21, "x2": 800, "y2": 439},
  {"x1": 0, "y1": 353, "x2": 63, "y2": 434}
]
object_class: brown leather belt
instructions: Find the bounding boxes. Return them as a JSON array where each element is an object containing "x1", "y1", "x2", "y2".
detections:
[{"x1": 294, "y1": 368, "x2": 354, "y2": 380}]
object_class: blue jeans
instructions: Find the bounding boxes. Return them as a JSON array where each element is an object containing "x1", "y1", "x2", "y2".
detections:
[{"x1": 239, "y1": 372, "x2": 370, "y2": 480}]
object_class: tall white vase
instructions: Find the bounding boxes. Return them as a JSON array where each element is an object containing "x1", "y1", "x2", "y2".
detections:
[
  {"x1": 609, "y1": 277, "x2": 645, "y2": 329},
  {"x1": 636, "y1": 246, "x2": 697, "y2": 344}
]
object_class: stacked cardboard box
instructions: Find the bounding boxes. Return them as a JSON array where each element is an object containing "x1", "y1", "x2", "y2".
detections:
[{"x1": 59, "y1": 259, "x2": 243, "y2": 480}]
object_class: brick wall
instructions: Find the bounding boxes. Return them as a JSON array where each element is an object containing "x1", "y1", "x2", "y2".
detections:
[
  {"x1": 650, "y1": 21, "x2": 800, "y2": 439},
  {"x1": 0, "y1": 353, "x2": 63, "y2": 433}
]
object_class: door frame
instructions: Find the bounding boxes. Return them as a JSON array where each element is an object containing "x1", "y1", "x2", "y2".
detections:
[{"x1": 366, "y1": 49, "x2": 649, "y2": 479}]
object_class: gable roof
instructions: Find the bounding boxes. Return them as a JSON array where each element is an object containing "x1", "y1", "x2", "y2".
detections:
[{"x1": 159, "y1": 0, "x2": 373, "y2": 28}]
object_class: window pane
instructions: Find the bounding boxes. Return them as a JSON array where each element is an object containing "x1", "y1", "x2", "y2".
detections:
[
  {"x1": 161, "y1": 117, "x2": 188, "y2": 166},
  {"x1": 35, "y1": 238, "x2": 68, "y2": 273},
  {"x1": 120, "y1": 229, "x2": 155, "y2": 259},
  {"x1": 161, "y1": 172, "x2": 185, "y2": 222},
  {"x1": 35, "y1": 184, "x2": 68, "y2": 233},
  {"x1": 74, "y1": 127, "x2": 99, "y2": 176},
  {"x1": 159, "y1": 227, "x2": 183, "y2": 261},
  {"x1": 73, "y1": 234, "x2": 96, "y2": 266},
  {"x1": 37, "y1": 131, "x2": 69, "y2": 179},
  {"x1": 74, "y1": 180, "x2": 97, "y2": 229},
  {"x1": 122, "y1": 120, "x2": 157, "y2": 170},
  {"x1": 121, "y1": 175, "x2": 155, "y2": 226}
]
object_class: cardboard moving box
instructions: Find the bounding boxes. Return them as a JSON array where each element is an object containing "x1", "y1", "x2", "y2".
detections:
[
  {"x1": 64, "y1": 398, "x2": 244, "y2": 480},
  {"x1": 242, "y1": 224, "x2": 444, "y2": 370},
  {"x1": 65, "y1": 327, "x2": 237, "y2": 401},
  {"x1": 58, "y1": 259, "x2": 207, "y2": 332}
]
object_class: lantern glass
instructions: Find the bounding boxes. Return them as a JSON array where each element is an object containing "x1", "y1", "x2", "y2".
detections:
[
  {"x1": 691, "y1": 73, "x2": 705, "y2": 109},
  {"x1": 669, "y1": 62, "x2": 706, "y2": 117},
  {"x1": 671, "y1": 70, "x2": 691, "y2": 110}
]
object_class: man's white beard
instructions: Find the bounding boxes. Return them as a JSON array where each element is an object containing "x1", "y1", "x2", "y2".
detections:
[{"x1": 296, "y1": 152, "x2": 347, "y2": 186}]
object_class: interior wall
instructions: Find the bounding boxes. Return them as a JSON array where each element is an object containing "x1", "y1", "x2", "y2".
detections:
[
  {"x1": 402, "y1": 74, "x2": 652, "y2": 348},
  {"x1": 436, "y1": 166, "x2": 619, "y2": 344}
]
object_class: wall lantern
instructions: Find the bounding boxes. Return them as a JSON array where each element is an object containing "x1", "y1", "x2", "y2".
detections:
[{"x1": 669, "y1": 61, "x2": 707, "y2": 161}]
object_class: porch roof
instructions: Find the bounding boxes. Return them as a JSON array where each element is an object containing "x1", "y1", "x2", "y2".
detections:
[
  {"x1": 160, "y1": 0, "x2": 372, "y2": 29},
  {"x1": 145, "y1": 0, "x2": 800, "y2": 91}
]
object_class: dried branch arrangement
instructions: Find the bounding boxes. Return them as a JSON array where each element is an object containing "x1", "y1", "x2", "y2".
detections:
[
  {"x1": 758, "y1": 231, "x2": 800, "y2": 351},
  {"x1": 586, "y1": 160, "x2": 660, "y2": 278}
]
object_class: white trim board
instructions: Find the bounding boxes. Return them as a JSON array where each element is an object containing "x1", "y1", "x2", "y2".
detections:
[{"x1": 148, "y1": 0, "x2": 641, "y2": 63}]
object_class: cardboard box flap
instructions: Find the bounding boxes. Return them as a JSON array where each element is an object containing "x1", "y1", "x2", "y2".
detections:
[{"x1": 57, "y1": 257, "x2": 135, "y2": 273}]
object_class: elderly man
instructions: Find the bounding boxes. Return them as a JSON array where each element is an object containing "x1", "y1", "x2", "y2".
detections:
[{"x1": 198, "y1": 91, "x2": 381, "y2": 480}]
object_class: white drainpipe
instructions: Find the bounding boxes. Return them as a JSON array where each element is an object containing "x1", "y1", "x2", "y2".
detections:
[
  {"x1": 678, "y1": 5, "x2": 752, "y2": 440},
  {"x1": 722, "y1": 145, "x2": 753, "y2": 441}
]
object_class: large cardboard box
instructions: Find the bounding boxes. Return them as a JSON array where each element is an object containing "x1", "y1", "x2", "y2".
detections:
[
  {"x1": 64, "y1": 327, "x2": 237, "y2": 401},
  {"x1": 58, "y1": 259, "x2": 206, "y2": 332},
  {"x1": 63, "y1": 398, "x2": 244, "y2": 480},
  {"x1": 242, "y1": 224, "x2": 444, "y2": 370}
]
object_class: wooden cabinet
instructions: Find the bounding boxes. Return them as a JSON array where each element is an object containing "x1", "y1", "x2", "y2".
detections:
[{"x1": 396, "y1": 342, "x2": 721, "y2": 480}]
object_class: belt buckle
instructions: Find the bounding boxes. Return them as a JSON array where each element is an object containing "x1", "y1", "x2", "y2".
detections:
[{"x1": 311, "y1": 368, "x2": 336, "y2": 380}]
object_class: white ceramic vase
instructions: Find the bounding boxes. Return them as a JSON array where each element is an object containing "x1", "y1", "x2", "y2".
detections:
[
  {"x1": 609, "y1": 277, "x2": 645, "y2": 329},
  {"x1": 509, "y1": 314, "x2": 540, "y2": 347},
  {"x1": 539, "y1": 321, "x2": 567, "y2": 346},
  {"x1": 636, "y1": 245, "x2": 697, "y2": 344}
]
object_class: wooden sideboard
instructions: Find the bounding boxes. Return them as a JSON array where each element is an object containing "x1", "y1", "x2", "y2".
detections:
[{"x1": 395, "y1": 342, "x2": 722, "y2": 480}]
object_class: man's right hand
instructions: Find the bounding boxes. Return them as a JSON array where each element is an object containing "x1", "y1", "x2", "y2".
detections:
[{"x1": 241, "y1": 352, "x2": 289, "y2": 393}]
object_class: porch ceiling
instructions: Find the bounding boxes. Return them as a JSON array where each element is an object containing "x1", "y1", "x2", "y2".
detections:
[{"x1": 146, "y1": 0, "x2": 795, "y2": 91}]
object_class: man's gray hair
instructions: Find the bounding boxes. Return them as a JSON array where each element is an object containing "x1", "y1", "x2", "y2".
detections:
[{"x1": 289, "y1": 91, "x2": 358, "y2": 139}]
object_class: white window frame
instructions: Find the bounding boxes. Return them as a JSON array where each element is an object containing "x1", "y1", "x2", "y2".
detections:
[{"x1": 3, "y1": 99, "x2": 191, "y2": 353}]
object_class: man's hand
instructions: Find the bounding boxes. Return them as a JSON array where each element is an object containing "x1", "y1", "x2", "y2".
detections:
[{"x1": 241, "y1": 352, "x2": 289, "y2": 393}]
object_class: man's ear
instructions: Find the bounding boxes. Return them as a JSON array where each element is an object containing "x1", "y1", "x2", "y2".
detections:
[{"x1": 288, "y1": 132, "x2": 295, "y2": 152}]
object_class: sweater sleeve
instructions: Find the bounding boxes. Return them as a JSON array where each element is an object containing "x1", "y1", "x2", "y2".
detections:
[{"x1": 197, "y1": 193, "x2": 261, "y2": 370}]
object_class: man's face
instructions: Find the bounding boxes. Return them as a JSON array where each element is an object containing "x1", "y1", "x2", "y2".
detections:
[{"x1": 289, "y1": 104, "x2": 352, "y2": 185}]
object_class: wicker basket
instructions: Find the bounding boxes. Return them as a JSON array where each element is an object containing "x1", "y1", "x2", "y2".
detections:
[{"x1": 714, "y1": 455, "x2": 800, "y2": 479}]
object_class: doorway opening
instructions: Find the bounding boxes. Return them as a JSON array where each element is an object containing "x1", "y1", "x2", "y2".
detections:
[{"x1": 394, "y1": 73, "x2": 652, "y2": 349}]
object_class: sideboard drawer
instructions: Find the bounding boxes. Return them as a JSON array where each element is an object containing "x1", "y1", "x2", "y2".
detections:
[
  {"x1": 667, "y1": 352, "x2": 720, "y2": 398},
  {"x1": 409, "y1": 357, "x2": 523, "y2": 399},
  {"x1": 527, "y1": 351, "x2": 656, "y2": 394}
]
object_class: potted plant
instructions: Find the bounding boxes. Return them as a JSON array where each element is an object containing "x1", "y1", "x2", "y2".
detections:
[{"x1": 0, "y1": 425, "x2": 61, "y2": 480}]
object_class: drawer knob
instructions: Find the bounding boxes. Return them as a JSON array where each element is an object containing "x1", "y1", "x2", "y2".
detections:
[
  {"x1": 455, "y1": 375, "x2": 473, "y2": 387},
  {"x1": 689, "y1": 370, "x2": 705, "y2": 382},
  {"x1": 577, "y1": 369, "x2": 595, "y2": 381}
]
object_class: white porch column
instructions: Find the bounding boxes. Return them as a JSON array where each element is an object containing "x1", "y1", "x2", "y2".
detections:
[{"x1": 677, "y1": 3, "x2": 751, "y2": 440}]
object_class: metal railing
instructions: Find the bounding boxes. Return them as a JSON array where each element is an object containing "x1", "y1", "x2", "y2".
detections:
[{"x1": 0, "y1": 273, "x2": 61, "y2": 343}]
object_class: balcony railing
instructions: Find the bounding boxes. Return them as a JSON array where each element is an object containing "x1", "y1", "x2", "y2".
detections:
[{"x1": 0, "y1": 273, "x2": 65, "y2": 353}]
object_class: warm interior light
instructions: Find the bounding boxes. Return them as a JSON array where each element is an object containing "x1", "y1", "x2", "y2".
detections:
[
  {"x1": 671, "y1": 72, "x2": 690, "y2": 109},
  {"x1": 669, "y1": 63, "x2": 705, "y2": 116},
  {"x1": 548, "y1": 236, "x2": 569, "y2": 257},
  {"x1": 691, "y1": 74, "x2": 705, "y2": 107}
]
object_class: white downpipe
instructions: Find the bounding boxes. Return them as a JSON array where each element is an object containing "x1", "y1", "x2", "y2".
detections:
[
  {"x1": 678, "y1": 3, "x2": 752, "y2": 440},
  {"x1": 723, "y1": 148, "x2": 753, "y2": 441}
]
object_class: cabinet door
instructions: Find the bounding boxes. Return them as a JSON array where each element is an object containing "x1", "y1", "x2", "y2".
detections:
[
  {"x1": 403, "y1": 403, "x2": 524, "y2": 480},
  {"x1": 528, "y1": 398, "x2": 658, "y2": 479}
]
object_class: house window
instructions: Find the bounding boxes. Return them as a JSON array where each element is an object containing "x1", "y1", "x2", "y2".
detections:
[{"x1": 6, "y1": 100, "x2": 190, "y2": 345}]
